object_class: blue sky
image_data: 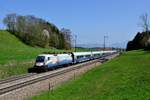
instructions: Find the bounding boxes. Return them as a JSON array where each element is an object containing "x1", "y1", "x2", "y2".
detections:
[{"x1": 0, "y1": 0, "x2": 150, "y2": 48}]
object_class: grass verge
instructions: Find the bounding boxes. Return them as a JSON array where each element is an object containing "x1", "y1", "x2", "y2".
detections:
[
  {"x1": 0, "y1": 62, "x2": 33, "y2": 79},
  {"x1": 31, "y1": 50, "x2": 150, "y2": 100}
]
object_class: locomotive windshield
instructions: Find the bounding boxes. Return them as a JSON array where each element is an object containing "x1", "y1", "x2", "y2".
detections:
[{"x1": 36, "y1": 56, "x2": 45, "y2": 62}]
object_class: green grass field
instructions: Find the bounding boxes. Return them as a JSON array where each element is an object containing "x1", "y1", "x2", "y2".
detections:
[
  {"x1": 0, "y1": 30, "x2": 91, "y2": 65},
  {"x1": 0, "y1": 30, "x2": 65, "y2": 79},
  {"x1": 31, "y1": 50, "x2": 150, "y2": 100},
  {"x1": 0, "y1": 30, "x2": 91, "y2": 79},
  {"x1": 0, "y1": 30, "x2": 65, "y2": 65}
]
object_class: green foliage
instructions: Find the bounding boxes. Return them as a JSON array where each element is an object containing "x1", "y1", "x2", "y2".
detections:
[
  {"x1": 126, "y1": 31, "x2": 150, "y2": 51},
  {"x1": 60, "y1": 28, "x2": 72, "y2": 49},
  {"x1": 31, "y1": 50, "x2": 150, "y2": 100},
  {"x1": 3, "y1": 13, "x2": 72, "y2": 49}
]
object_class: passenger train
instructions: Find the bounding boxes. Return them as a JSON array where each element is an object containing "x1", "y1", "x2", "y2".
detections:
[{"x1": 29, "y1": 50, "x2": 117, "y2": 72}]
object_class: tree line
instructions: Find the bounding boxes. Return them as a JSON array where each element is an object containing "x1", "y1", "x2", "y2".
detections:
[
  {"x1": 3, "y1": 13, "x2": 72, "y2": 49},
  {"x1": 126, "y1": 13, "x2": 150, "y2": 51}
]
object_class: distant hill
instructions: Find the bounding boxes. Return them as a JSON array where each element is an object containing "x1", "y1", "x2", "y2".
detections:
[
  {"x1": 77, "y1": 44, "x2": 103, "y2": 48},
  {"x1": 77, "y1": 42, "x2": 127, "y2": 49},
  {"x1": 110, "y1": 42, "x2": 127, "y2": 48}
]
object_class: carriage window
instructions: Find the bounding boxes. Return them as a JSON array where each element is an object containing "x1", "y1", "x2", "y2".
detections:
[
  {"x1": 85, "y1": 55, "x2": 91, "y2": 57},
  {"x1": 77, "y1": 56, "x2": 83, "y2": 59},
  {"x1": 94, "y1": 54, "x2": 97, "y2": 56},
  {"x1": 48, "y1": 57, "x2": 50, "y2": 60}
]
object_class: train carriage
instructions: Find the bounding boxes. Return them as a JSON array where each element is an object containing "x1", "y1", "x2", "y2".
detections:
[
  {"x1": 29, "y1": 50, "x2": 117, "y2": 72},
  {"x1": 57, "y1": 54, "x2": 73, "y2": 65},
  {"x1": 72, "y1": 52, "x2": 92, "y2": 63},
  {"x1": 92, "y1": 51, "x2": 103, "y2": 59}
]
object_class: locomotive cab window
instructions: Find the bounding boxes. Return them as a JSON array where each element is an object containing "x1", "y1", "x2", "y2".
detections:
[{"x1": 36, "y1": 56, "x2": 45, "y2": 62}]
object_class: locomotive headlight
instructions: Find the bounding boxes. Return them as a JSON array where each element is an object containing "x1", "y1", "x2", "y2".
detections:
[{"x1": 36, "y1": 62, "x2": 44, "y2": 66}]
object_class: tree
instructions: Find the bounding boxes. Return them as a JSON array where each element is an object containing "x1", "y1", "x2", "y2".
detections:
[
  {"x1": 139, "y1": 13, "x2": 150, "y2": 32},
  {"x1": 127, "y1": 13, "x2": 150, "y2": 51},
  {"x1": 126, "y1": 31, "x2": 150, "y2": 51},
  {"x1": 3, "y1": 13, "x2": 17, "y2": 33},
  {"x1": 61, "y1": 28, "x2": 72, "y2": 49},
  {"x1": 16, "y1": 16, "x2": 26, "y2": 38}
]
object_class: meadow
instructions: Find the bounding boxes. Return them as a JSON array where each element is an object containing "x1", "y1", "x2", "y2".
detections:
[
  {"x1": 31, "y1": 50, "x2": 150, "y2": 100},
  {"x1": 0, "y1": 30, "x2": 64, "y2": 78}
]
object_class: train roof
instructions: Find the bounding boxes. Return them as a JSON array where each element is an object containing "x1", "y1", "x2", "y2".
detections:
[
  {"x1": 38, "y1": 54, "x2": 55, "y2": 57},
  {"x1": 37, "y1": 50, "x2": 117, "y2": 57},
  {"x1": 72, "y1": 51, "x2": 103, "y2": 56},
  {"x1": 38, "y1": 53, "x2": 71, "y2": 57},
  {"x1": 72, "y1": 52, "x2": 92, "y2": 56},
  {"x1": 92, "y1": 51, "x2": 103, "y2": 54}
]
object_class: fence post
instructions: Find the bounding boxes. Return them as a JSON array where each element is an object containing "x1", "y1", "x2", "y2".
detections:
[
  {"x1": 49, "y1": 82, "x2": 51, "y2": 91},
  {"x1": 74, "y1": 71, "x2": 76, "y2": 80}
]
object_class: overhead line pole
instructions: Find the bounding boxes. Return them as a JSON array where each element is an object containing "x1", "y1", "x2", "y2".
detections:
[
  {"x1": 74, "y1": 35, "x2": 77, "y2": 52},
  {"x1": 104, "y1": 36, "x2": 108, "y2": 50}
]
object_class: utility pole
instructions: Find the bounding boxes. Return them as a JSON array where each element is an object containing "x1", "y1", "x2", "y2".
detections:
[
  {"x1": 74, "y1": 35, "x2": 77, "y2": 52},
  {"x1": 103, "y1": 36, "x2": 108, "y2": 50}
]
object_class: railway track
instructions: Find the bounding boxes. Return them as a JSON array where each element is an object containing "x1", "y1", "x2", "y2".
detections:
[
  {"x1": 0, "y1": 73, "x2": 36, "y2": 85},
  {"x1": 0, "y1": 53, "x2": 118, "y2": 95},
  {"x1": 0, "y1": 59, "x2": 99, "y2": 95}
]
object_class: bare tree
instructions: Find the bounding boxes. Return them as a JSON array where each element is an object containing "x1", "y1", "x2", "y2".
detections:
[
  {"x1": 139, "y1": 13, "x2": 149, "y2": 32},
  {"x1": 61, "y1": 28, "x2": 72, "y2": 49},
  {"x1": 3, "y1": 13, "x2": 17, "y2": 32}
]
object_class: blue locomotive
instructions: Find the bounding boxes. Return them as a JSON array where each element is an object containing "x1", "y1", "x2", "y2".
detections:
[{"x1": 29, "y1": 51, "x2": 116, "y2": 72}]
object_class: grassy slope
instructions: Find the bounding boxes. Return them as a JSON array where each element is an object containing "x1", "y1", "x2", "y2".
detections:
[
  {"x1": 31, "y1": 50, "x2": 150, "y2": 100},
  {"x1": 0, "y1": 30, "x2": 63, "y2": 78},
  {"x1": 0, "y1": 30, "x2": 90, "y2": 65},
  {"x1": 0, "y1": 30, "x2": 64, "y2": 64},
  {"x1": 0, "y1": 30, "x2": 91, "y2": 79}
]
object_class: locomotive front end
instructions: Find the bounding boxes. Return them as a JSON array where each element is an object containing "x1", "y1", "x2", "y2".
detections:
[{"x1": 32, "y1": 55, "x2": 49, "y2": 72}]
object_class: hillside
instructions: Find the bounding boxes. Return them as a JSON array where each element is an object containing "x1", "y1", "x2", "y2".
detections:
[
  {"x1": 31, "y1": 50, "x2": 150, "y2": 100},
  {"x1": 0, "y1": 30, "x2": 64, "y2": 64},
  {"x1": 0, "y1": 30, "x2": 64, "y2": 78}
]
